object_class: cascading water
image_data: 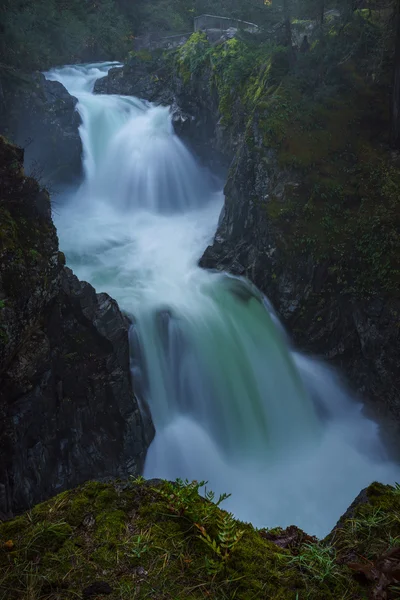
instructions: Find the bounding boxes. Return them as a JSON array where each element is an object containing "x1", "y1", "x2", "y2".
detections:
[{"x1": 46, "y1": 63, "x2": 400, "y2": 537}]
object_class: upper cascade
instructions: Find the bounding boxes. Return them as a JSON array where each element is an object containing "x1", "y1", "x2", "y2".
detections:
[
  {"x1": 89, "y1": 105, "x2": 213, "y2": 213},
  {"x1": 47, "y1": 63, "x2": 214, "y2": 214}
]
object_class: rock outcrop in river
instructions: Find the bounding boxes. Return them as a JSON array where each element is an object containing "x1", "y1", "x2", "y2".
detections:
[
  {"x1": 0, "y1": 70, "x2": 82, "y2": 184},
  {"x1": 0, "y1": 136, "x2": 153, "y2": 519}
]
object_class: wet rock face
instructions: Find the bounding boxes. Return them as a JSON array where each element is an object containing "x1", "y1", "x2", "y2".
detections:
[
  {"x1": 200, "y1": 123, "x2": 400, "y2": 436},
  {"x1": 0, "y1": 138, "x2": 62, "y2": 373},
  {"x1": 94, "y1": 62, "x2": 171, "y2": 101},
  {"x1": 0, "y1": 72, "x2": 82, "y2": 185},
  {"x1": 0, "y1": 137, "x2": 153, "y2": 519},
  {"x1": 0, "y1": 268, "x2": 153, "y2": 518}
]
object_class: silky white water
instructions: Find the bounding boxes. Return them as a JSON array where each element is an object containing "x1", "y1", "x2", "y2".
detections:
[{"x1": 46, "y1": 63, "x2": 400, "y2": 537}]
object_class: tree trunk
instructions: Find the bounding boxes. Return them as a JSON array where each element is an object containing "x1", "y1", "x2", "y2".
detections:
[
  {"x1": 392, "y1": 0, "x2": 400, "y2": 148},
  {"x1": 283, "y1": 0, "x2": 291, "y2": 41},
  {"x1": 319, "y1": 0, "x2": 325, "y2": 26},
  {"x1": 283, "y1": 0, "x2": 295, "y2": 61}
]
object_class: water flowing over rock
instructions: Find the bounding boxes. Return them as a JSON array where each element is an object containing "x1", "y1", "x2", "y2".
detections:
[
  {"x1": 0, "y1": 136, "x2": 153, "y2": 519},
  {"x1": 48, "y1": 62, "x2": 400, "y2": 538}
]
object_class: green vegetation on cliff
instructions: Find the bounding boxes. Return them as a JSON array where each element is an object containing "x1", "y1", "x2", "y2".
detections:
[
  {"x1": 171, "y1": 4, "x2": 400, "y2": 298},
  {"x1": 3, "y1": 478, "x2": 400, "y2": 599}
]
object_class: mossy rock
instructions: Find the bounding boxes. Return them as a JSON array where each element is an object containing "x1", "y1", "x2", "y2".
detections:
[{"x1": 4, "y1": 478, "x2": 400, "y2": 599}]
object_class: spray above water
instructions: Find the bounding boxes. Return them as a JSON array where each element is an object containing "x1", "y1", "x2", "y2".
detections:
[
  {"x1": 47, "y1": 63, "x2": 400, "y2": 537},
  {"x1": 93, "y1": 106, "x2": 212, "y2": 212}
]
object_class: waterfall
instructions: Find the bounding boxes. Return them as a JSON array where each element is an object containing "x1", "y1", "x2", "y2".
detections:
[{"x1": 46, "y1": 63, "x2": 400, "y2": 537}]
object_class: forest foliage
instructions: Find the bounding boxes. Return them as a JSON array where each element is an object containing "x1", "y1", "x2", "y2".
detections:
[
  {"x1": 0, "y1": 0, "x2": 270, "y2": 73},
  {"x1": 1, "y1": 0, "x2": 396, "y2": 71},
  {"x1": 0, "y1": 0, "x2": 133, "y2": 71}
]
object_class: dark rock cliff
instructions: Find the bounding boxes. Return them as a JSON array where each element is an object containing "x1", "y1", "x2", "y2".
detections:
[
  {"x1": 200, "y1": 134, "x2": 400, "y2": 434},
  {"x1": 0, "y1": 137, "x2": 153, "y2": 519},
  {"x1": 0, "y1": 70, "x2": 82, "y2": 185}
]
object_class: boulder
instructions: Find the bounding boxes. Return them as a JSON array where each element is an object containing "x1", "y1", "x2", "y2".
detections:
[{"x1": 0, "y1": 69, "x2": 82, "y2": 185}]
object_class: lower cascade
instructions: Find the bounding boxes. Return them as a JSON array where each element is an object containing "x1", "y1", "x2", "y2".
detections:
[{"x1": 47, "y1": 63, "x2": 400, "y2": 537}]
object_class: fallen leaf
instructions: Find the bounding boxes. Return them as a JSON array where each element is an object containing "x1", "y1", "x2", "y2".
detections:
[{"x1": 3, "y1": 540, "x2": 14, "y2": 551}]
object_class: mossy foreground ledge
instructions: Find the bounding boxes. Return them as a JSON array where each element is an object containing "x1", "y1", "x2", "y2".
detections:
[{"x1": 2, "y1": 479, "x2": 400, "y2": 599}]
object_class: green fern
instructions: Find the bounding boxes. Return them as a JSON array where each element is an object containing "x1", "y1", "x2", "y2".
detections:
[
  {"x1": 130, "y1": 474, "x2": 146, "y2": 485},
  {"x1": 156, "y1": 480, "x2": 243, "y2": 574},
  {"x1": 196, "y1": 511, "x2": 245, "y2": 573},
  {"x1": 217, "y1": 512, "x2": 245, "y2": 555},
  {"x1": 156, "y1": 479, "x2": 231, "y2": 525}
]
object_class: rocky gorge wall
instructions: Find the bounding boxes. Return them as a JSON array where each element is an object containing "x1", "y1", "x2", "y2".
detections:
[
  {"x1": 95, "y1": 24, "x2": 400, "y2": 439},
  {"x1": 0, "y1": 70, "x2": 83, "y2": 186},
  {"x1": 0, "y1": 135, "x2": 154, "y2": 520},
  {"x1": 200, "y1": 141, "x2": 400, "y2": 437}
]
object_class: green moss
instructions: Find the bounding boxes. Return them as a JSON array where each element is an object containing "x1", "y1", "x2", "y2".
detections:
[
  {"x1": 25, "y1": 521, "x2": 73, "y2": 558},
  {"x1": 129, "y1": 49, "x2": 154, "y2": 62},
  {"x1": 95, "y1": 509, "x2": 126, "y2": 542},
  {"x1": 177, "y1": 32, "x2": 210, "y2": 83},
  {"x1": 77, "y1": 480, "x2": 107, "y2": 498},
  {"x1": 67, "y1": 494, "x2": 91, "y2": 526},
  {"x1": 176, "y1": 34, "x2": 280, "y2": 127},
  {"x1": 329, "y1": 482, "x2": 400, "y2": 579},
  {"x1": 0, "y1": 515, "x2": 27, "y2": 539},
  {"x1": 2, "y1": 479, "x2": 388, "y2": 599},
  {"x1": 94, "y1": 487, "x2": 119, "y2": 509}
]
